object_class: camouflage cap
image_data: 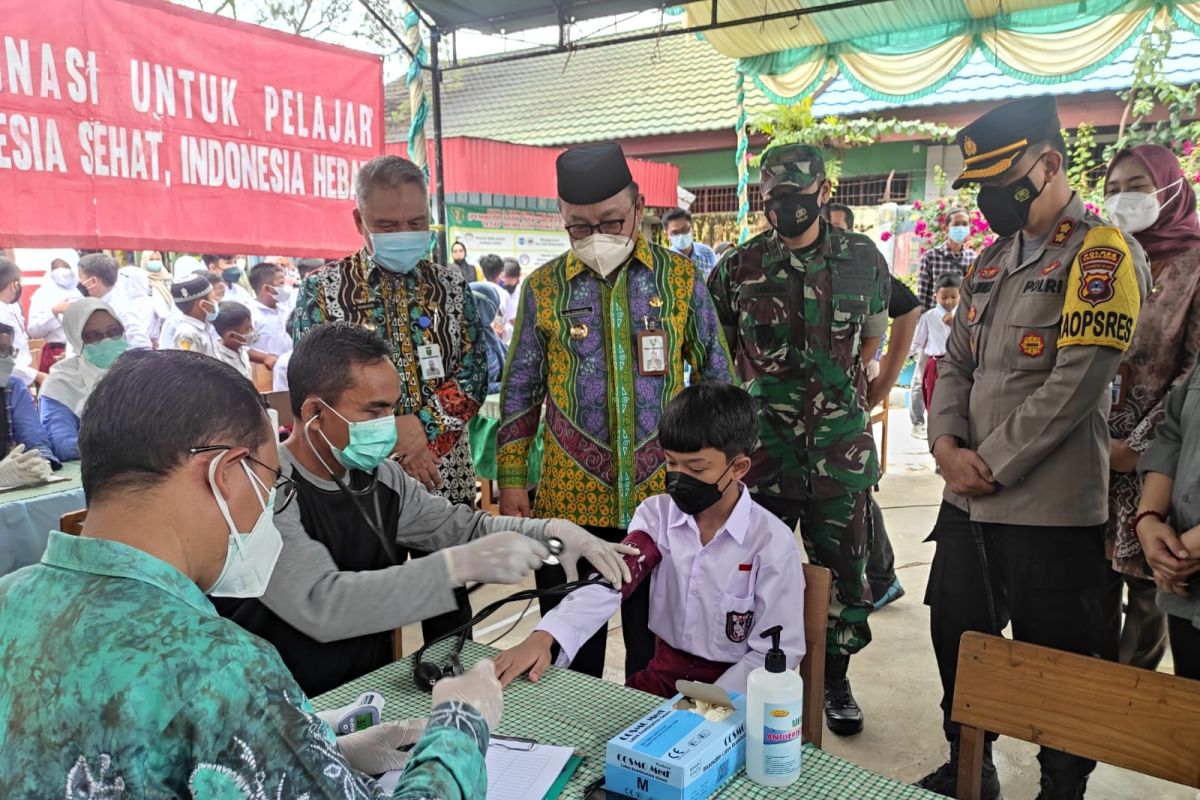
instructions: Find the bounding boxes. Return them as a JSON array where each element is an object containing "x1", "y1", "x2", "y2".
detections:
[{"x1": 760, "y1": 144, "x2": 826, "y2": 195}]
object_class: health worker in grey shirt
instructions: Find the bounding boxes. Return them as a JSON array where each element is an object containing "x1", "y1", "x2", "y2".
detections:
[{"x1": 215, "y1": 322, "x2": 635, "y2": 696}]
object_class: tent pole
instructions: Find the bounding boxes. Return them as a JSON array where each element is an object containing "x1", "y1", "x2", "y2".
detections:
[{"x1": 430, "y1": 26, "x2": 448, "y2": 266}]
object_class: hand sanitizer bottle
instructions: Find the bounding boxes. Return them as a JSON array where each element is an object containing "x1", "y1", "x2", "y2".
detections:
[{"x1": 745, "y1": 625, "x2": 803, "y2": 786}]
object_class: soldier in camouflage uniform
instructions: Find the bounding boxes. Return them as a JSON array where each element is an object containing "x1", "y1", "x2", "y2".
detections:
[{"x1": 707, "y1": 144, "x2": 891, "y2": 736}]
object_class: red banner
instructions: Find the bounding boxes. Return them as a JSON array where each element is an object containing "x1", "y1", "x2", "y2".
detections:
[{"x1": 0, "y1": 0, "x2": 383, "y2": 257}]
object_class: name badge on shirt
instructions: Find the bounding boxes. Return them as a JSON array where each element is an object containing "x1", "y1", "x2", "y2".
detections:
[
  {"x1": 637, "y1": 329, "x2": 667, "y2": 376},
  {"x1": 417, "y1": 343, "x2": 445, "y2": 380}
]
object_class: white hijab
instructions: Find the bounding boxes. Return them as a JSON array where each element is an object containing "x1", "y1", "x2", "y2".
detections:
[
  {"x1": 40, "y1": 299, "x2": 117, "y2": 416},
  {"x1": 117, "y1": 266, "x2": 151, "y2": 301},
  {"x1": 28, "y1": 248, "x2": 82, "y2": 306}
]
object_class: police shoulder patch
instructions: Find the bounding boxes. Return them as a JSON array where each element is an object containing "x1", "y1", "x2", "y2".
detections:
[{"x1": 1059, "y1": 226, "x2": 1141, "y2": 351}]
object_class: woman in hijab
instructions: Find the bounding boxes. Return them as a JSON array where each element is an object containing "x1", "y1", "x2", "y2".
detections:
[
  {"x1": 1103, "y1": 144, "x2": 1200, "y2": 670},
  {"x1": 141, "y1": 250, "x2": 173, "y2": 345},
  {"x1": 39, "y1": 299, "x2": 129, "y2": 462},
  {"x1": 470, "y1": 281, "x2": 507, "y2": 395},
  {"x1": 26, "y1": 249, "x2": 82, "y2": 369}
]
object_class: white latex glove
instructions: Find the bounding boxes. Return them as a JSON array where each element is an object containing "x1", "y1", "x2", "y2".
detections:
[
  {"x1": 0, "y1": 445, "x2": 51, "y2": 487},
  {"x1": 444, "y1": 531, "x2": 549, "y2": 586},
  {"x1": 432, "y1": 660, "x2": 503, "y2": 730},
  {"x1": 546, "y1": 519, "x2": 638, "y2": 586},
  {"x1": 337, "y1": 718, "x2": 427, "y2": 775}
]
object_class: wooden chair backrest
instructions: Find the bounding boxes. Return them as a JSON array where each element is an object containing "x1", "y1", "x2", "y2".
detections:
[
  {"x1": 252, "y1": 364, "x2": 275, "y2": 394},
  {"x1": 262, "y1": 390, "x2": 294, "y2": 428},
  {"x1": 800, "y1": 562, "x2": 832, "y2": 749},
  {"x1": 953, "y1": 632, "x2": 1200, "y2": 800},
  {"x1": 59, "y1": 509, "x2": 87, "y2": 535}
]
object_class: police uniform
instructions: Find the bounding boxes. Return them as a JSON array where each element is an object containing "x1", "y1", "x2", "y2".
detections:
[
  {"x1": 707, "y1": 144, "x2": 890, "y2": 735},
  {"x1": 922, "y1": 96, "x2": 1151, "y2": 797}
]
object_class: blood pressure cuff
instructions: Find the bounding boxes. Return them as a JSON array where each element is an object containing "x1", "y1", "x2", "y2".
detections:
[
  {"x1": 587, "y1": 530, "x2": 662, "y2": 600},
  {"x1": 1059, "y1": 226, "x2": 1141, "y2": 351}
]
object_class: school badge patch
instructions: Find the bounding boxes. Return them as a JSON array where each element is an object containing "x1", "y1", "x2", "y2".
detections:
[
  {"x1": 726, "y1": 610, "x2": 754, "y2": 643},
  {"x1": 1020, "y1": 332, "x2": 1045, "y2": 358},
  {"x1": 1077, "y1": 246, "x2": 1123, "y2": 307},
  {"x1": 977, "y1": 266, "x2": 1000, "y2": 280},
  {"x1": 1041, "y1": 260, "x2": 1061, "y2": 276},
  {"x1": 967, "y1": 305, "x2": 977, "y2": 323}
]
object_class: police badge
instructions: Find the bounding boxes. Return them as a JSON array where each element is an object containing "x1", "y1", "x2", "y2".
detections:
[{"x1": 726, "y1": 610, "x2": 754, "y2": 643}]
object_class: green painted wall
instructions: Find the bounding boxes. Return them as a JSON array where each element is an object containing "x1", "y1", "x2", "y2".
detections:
[{"x1": 654, "y1": 141, "x2": 928, "y2": 201}]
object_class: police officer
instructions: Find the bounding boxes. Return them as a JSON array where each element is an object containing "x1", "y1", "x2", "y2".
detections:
[
  {"x1": 917, "y1": 97, "x2": 1150, "y2": 800},
  {"x1": 708, "y1": 144, "x2": 890, "y2": 736}
]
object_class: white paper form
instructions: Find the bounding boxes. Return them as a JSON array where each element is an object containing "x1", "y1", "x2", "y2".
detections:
[{"x1": 375, "y1": 738, "x2": 575, "y2": 799}]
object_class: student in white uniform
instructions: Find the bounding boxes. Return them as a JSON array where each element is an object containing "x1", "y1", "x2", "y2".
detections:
[
  {"x1": 249, "y1": 263, "x2": 293, "y2": 357},
  {"x1": 166, "y1": 274, "x2": 218, "y2": 358},
  {"x1": 77, "y1": 255, "x2": 151, "y2": 350},
  {"x1": 26, "y1": 249, "x2": 82, "y2": 369},
  {"x1": 0, "y1": 258, "x2": 41, "y2": 387},
  {"x1": 212, "y1": 302, "x2": 256, "y2": 381}
]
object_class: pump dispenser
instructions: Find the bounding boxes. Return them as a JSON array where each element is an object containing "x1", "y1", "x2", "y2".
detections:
[{"x1": 745, "y1": 625, "x2": 804, "y2": 786}]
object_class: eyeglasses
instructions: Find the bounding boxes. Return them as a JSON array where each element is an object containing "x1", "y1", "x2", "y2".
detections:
[
  {"x1": 564, "y1": 204, "x2": 633, "y2": 240},
  {"x1": 188, "y1": 445, "x2": 298, "y2": 514},
  {"x1": 80, "y1": 325, "x2": 125, "y2": 346}
]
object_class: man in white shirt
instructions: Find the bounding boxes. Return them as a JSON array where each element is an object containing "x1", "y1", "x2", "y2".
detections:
[
  {"x1": 204, "y1": 254, "x2": 254, "y2": 306},
  {"x1": 78, "y1": 254, "x2": 152, "y2": 349},
  {"x1": 478, "y1": 254, "x2": 514, "y2": 345},
  {"x1": 909, "y1": 273, "x2": 961, "y2": 423},
  {"x1": 249, "y1": 263, "x2": 293, "y2": 357},
  {"x1": 0, "y1": 258, "x2": 41, "y2": 386}
]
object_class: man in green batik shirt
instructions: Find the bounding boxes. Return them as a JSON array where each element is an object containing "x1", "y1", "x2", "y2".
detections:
[
  {"x1": 0, "y1": 350, "x2": 500, "y2": 799},
  {"x1": 707, "y1": 143, "x2": 890, "y2": 738}
]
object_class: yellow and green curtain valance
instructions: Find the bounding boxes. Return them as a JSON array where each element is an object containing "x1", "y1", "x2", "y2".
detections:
[{"x1": 682, "y1": 0, "x2": 1200, "y2": 104}]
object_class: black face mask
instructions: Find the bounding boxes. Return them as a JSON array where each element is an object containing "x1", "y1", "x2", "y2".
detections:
[
  {"x1": 666, "y1": 462, "x2": 734, "y2": 516},
  {"x1": 765, "y1": 190, "x2": 823, "y2": 238},
  {"x1": 976, "y1": 157, "x2": 1048, "y2": 238},
  {"x1": 222, "y1": 267, "x2": 243, "y2": 284},
  {"x1": 76, "y1": 281, "x2": 89, "y2": 298}
]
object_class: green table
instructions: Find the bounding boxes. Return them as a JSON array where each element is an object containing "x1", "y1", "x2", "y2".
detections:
[
  {"x1": 0, "y1": 462, "x2": 84, "y2": 577},
  {"x1": 314, "y1": 640, "x2": 942, "y2": 799}
]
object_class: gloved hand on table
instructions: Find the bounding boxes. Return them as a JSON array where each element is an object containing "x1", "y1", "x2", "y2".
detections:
[
  {"x1": 544, "y1": 518, "x2": 638, "y2": 586},
  {"x1": 433, "y1": 660, "x2": 504, "y2": 730},
  {"x1": 444, "y1": 531, "x2": 549, "y2": 586},
  {"x1": 337, "y1": 718, "x2": 427, "y2": 774},
  {"x1": 0, "y1": 445, "x2": 51, "y2": 488}
]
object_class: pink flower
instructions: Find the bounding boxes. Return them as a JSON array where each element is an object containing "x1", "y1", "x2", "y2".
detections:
[
  {"x1": 914, "y1": 220, "x2": 928, "y2": 235},
  {"x1": 1192, "y1": 172, "x2": 1200, "y2": 184},
  {"x1": 913, "y1": 200, "x2": 923, "y2": 210},
  {"x1": 1184, "y1": 140, "x2": 1195, "y2": 156},
  {"x1": 938, "y1": 200, "x2": 946, "y2": 210},
  {"x1": 880, "y1": 231, "x2": 892, "y2": 242},
  {"x1": 983, "y1": 235, "x2": 996, "y2": 248}
]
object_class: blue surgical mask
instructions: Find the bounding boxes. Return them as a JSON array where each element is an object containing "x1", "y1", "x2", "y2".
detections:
[
  {"x1": 316, "y1": 400, "x2": 397, "y2": 473},
  {"x1": 669, "y1": 232, "x2": 694, "y2": 252},
  {"x1": 947, "y1": 225, "x2": 970, "y2": 244},
  {"x1": 82, "y1": 336, "x2": 128, "y2": 369},
  {"x1": 145, "y1": 260, "x2": 163, "y2": 273},
  {"x1": 370, "y1": 231, "x2": 432, "y2": 275}
]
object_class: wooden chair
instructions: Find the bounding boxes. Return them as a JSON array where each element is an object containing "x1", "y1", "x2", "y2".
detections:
[
  {"x1": 251, "y1": 364, "x2": 275, "y2": 393},
  {"x1": 476, "y1": 478, "x2": 499, "y2": 514},
  {"x1": 800, "y1": 562, "x2": 833, "y2": 749},
  {"x1": 953, "y1": 632, "x2": 1200, "y2": 800},
  {"x1": 870, "y1": 394, "x2": 889, "y2": 476},
  {"x1": 59, "y1": 509, "x2": 87, "y2": 535},
  {"x1": 261, "y1": 390, "x2": 294, "y2": 429}
]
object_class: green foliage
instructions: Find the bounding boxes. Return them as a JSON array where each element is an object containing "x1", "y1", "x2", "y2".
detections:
[{"x1": 751, "y1": 97, "x2": 957, "y2": 189}]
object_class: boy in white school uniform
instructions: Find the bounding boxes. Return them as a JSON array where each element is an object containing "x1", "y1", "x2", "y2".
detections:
[{"x1": 493, "y1": 382, "x2": 806, "y2": 695}]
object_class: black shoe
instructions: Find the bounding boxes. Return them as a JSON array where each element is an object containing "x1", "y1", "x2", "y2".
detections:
[
  {"x1": 823, "y1": 677, "x2": 864, "y2": 735},
  {"x1": 914, "y1": 743, "x2": 1002, "y2": 800},
  {"x1": 1035, "y1": 772, "x2": 1088, "y2": 800}
]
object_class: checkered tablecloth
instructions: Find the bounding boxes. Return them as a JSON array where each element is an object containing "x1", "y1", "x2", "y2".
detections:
[{"x1": 314, "y1": 641, "x2": 942, "y2": 799}]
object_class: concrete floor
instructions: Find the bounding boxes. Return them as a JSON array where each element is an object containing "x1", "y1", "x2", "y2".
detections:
[{"x1": 400, "y1": 405, "x2": 1195, "y2": 800}]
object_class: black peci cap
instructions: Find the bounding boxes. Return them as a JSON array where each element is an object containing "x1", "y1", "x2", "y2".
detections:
[
  {"x1": 952, "y1": 96, "x2": 1062, "y2": 188},
  {"x1": 556, "y1": 142, "x2": 634, "y2": 205}
]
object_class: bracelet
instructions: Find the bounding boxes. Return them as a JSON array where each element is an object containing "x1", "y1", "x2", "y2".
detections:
[{"x1": 1130, "y1": 510, "x2": 1166, "y2": 536}]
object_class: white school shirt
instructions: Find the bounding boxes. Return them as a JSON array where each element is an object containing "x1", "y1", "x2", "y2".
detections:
[
  {"x1": 911, "y1": 305, "x2": 955, "y2": 358},
  {"x1": 167, "y1": 315, "x2": 217, "y2": 358},
  {"x1": 536, "y1": 487, "x2": 806, "y2": 693},
  {"x1": 216, "y1": 342, "x2": 254, "y2": 380},
  {"x1": 251, "y1": 299, "x2": 293, "y2": 357}
]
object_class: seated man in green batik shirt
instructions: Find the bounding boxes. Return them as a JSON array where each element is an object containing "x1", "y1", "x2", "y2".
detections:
[{"x1": 0, "y1": 349, "x2": 501, "y2": 799}]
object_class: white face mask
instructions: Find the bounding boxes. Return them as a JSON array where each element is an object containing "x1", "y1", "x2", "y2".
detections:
[
  {"x1": 1105, "y1": 192, "x2": 1161, "y2": 234},
  {"x1": 0, "y1": 354, "x2": 14, "y2": 385},
  {"x1": 206, "y1": 456, "x2": 283, "y2": 598},
  {"x1": 51, "y1": 268, "x2": 76, "y2": 289},
  {"x1": 571, "y1": 233, "x2": 636, "y2": 278}
]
